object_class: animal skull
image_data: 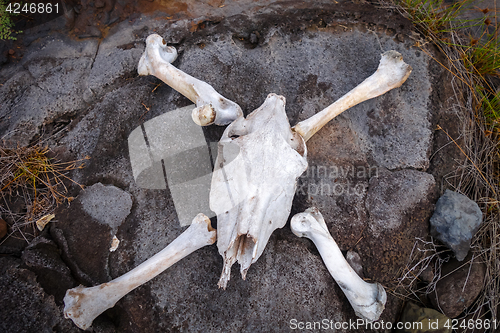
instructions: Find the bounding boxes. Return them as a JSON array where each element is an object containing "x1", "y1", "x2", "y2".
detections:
[
  {"x1": 63, "y1": 214, "x2": 216, "y2": 330},
  {"x1": 291, "y1": 207, "x2": 387, "y2": 322},
  {"x1": 210, "y1": 93, "x2": 308, "y2": 288}
]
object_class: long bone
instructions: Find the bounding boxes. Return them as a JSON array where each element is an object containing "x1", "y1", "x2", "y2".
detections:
[
  {"x1": 293, "y1": 50, "x2": 412, "y2": 141},
  {"x1": 291, "y1": 207, "x2": 387, "y2": 322},
  {"x1": 63, "y1": 213, "x2": 216, "y2": 330},
  {"x1": 138, "y1": 34, "x2": 243, "y2": 126},
  {"x1": 212, "y1": 51, "x2": 411, "y2": 289}
]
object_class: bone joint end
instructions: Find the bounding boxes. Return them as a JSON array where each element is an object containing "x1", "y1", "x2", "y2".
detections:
[{"x1": 192, "y1": 104, "x2": 217, "y2": 126}]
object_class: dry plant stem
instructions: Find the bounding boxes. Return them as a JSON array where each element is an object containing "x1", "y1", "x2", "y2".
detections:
[
  {"x1": 291, "y1": 207, "x2": 387, "y2": 322},
  {"x1": 63, "y1": 213, "x2": 217, "y2": 330},
  {"x1": 293, "y1": 50, "x2": 412, "y2": 142},
  {"x1": 138, "y1": 34, "x2": 243, "y2": 126}
]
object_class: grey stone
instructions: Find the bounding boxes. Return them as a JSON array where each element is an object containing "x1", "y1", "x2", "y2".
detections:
[
  {"x1": 366, "y1": 169, "x2": 436, "y2": 236},
  {"x1": 79, "y1": 182, "x2": 133, "y2": 232},
  {"x1": 357, "y1": 169, "x2": 436, "y2": 283},
  {"x1": 430, "y1": 189, "x2": 483, "y2": 261},
  {"x1": 0, "y1": 35, "x2": 98, "y2": 146}
]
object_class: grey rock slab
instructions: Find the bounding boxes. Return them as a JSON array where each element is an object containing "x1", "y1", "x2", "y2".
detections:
[
  {"x1": 358, "y1": 169, "x2": 437, "y2": 283},
  {"x1": 366, "y1": 169, "x2": 436, "y2": 236},
  {"x1": 85, "y1": 46, "x2": 145, "y2": 102},
  {"x1": 79, "y1": 182, "x2": 133, "y2": 233},
  {"x1": 0, "y1": 35, "x2": 97, "y2": 145},
  {"x1": 0, "y1": 1, "x2": 451, "y2": 332},
  {"x1": 430, "y1": 189, "x2": 483, "y2": 261}
]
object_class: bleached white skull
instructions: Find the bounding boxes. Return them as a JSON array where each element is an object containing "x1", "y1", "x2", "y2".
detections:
[{"x1": 210, "y1": 93, "x2": 308, "y2": 288}]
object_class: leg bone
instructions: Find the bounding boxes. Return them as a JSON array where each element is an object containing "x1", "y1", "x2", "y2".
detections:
[
  {"x1": 291, "y1": 207, "x2": 386, "y2": 322},
  {"x1": 138, "y1": 34, "x2": 243, "y2": 126},
  {"x1": 63, "y1": 213, "x2": 217, "y2": 330},
  {"x1": 293, "y1": 50, "x2": 412, "y2": 141}
]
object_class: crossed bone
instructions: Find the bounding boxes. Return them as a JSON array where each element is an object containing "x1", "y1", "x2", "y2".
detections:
[{"x1": 64, "y1": 34, "x2": 411, "y2": 330}]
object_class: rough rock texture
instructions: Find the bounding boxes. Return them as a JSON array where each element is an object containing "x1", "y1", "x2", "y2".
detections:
[
  {"x1": 0, "y1": 257, "x2": 80, "y2": 333},
  {"x1": 429, "y1": 253, "x2": 486, "y2": 319},
  {"x1": 430, "y1": 190, "x2": 483, "y2": 261},
  {"x1": 0, "y1": 0, "x2": 464, "y2": 332},
  {"x1": 52, "y1": 183, "x2": 132, "y2": 285}
]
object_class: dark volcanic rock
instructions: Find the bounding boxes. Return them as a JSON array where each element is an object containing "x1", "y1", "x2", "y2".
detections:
[
  {"x1": 358, "y1": 169, "x2": 437, "y2": 283},
  {"x1": 0, "y1": 257, "x2": 79, "y2": 333},
  {"x1": 21, "y1": 236, "x2": 76, "y2": 302},
  {"x1": 52, "y1": 183, "x2": 132, "y2": 285},
  {"x1": 430, "y1": 190, "x2": 483, "y2": 261},
  {"x1": 429, "y1": 253, "x2": 486, "y2": 319}
]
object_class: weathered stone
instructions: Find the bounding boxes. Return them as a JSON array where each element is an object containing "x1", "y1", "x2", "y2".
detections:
[
  {"x1": 430, "y1": 190, "x2": 483, "y2": 261},
  {"x1": 429, "y1": 253, "x2": 486, "y2": 318},
  {"x1": 79, "y1": 182, "x2": 133, "y2": 233},
  {"x1": 395, "y1": 302, "x2": 451, "y2": 333},
  {"x1": 21, "y1": 236, "x2": 76, "y2": 302},
  {"x1": 0, "y1": 257, "x2": 80, "y2": 333},
  {"x1": 52, "y1": 183, "x2": 132, "y2": 284},
  {"x1": 358, "y1": 169, "x2": 437, "y2": 283},
  {"x1": 0, "y1": 35, "x2": 98, "y2": 146}
]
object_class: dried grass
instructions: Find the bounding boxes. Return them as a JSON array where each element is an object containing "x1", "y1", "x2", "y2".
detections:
[
  {"x1": 0, "y1": 143, "x2": 87, "y2": 244},
  {"x1": 382, "y1": 0, "x2": 500, "y2": 326}
]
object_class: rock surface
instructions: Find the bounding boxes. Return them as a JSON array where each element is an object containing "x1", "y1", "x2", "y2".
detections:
[
  {"x1": 429, "y1": 253, "x2": 486, "y2": 319},
  {"x1": 430, "y1": 190, "x2": 483, "y2": 261},
  {"x1": 0, "y1": 0, "x2": 464, "y2": 332}
]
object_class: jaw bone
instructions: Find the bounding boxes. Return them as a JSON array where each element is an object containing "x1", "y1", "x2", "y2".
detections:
[
  {"x1": 291, "y1": 207, "x2": 387, "y2": 322},
  {"x1": 211, "y1": 93, "x2": 308, "y2": 289},
  {"x1": 293, "y1": 50, "x2": 412, "y2": 142},
  {"x1": 63, "y1": 214, "x2": 216, "y2": 330},
  {"x1": 138, "y1": 34, "x2": 243, "y2": 126}
]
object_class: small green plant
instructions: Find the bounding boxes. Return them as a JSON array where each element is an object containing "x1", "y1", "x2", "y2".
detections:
[{"x1": 0, "y1": 0, "x2": 19, "y2": 40}]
